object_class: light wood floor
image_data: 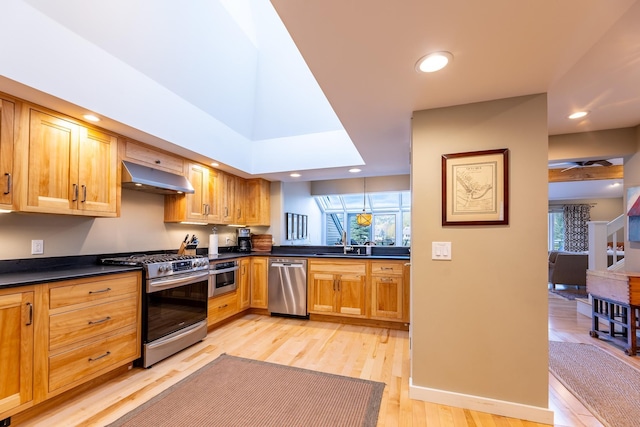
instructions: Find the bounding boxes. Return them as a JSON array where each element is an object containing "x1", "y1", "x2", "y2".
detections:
[{"x1": 14, "y1": 289, "x2": 639, "y2": 427}]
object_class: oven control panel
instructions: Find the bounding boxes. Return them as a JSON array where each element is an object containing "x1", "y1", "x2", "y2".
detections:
[{"x1": 148, "y1": 257, "x2": 210, "y2": 278}]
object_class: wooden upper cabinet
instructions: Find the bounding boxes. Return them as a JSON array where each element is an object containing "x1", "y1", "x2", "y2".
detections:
[
  {"x1": 245, "y1": 178, "x2": 270, "y2": 226},
  {"x1": 234, "y1": 177, "x2": 246, "y2": 224},
  {"x1": 165, "y1": 162, "x2": 222, "y2": 224},
  {"x1": 0, "y1": 98, "x2": 15, "y2": 208},
  {"x1": 220, "y1": 171, "x2": 236, "y2": 224},
  {"x1": 77, "y1": 127, "x2": 119, "y2": 214},
  {"x1": 20, "y1": 108, "x2": 118, "y2": 216},
  {"x1": 123, "y1": 140, "x2": 184, "y2": 174},
  {"x1": 184, "y1": 163, "x2": 210, "y2": 222}
]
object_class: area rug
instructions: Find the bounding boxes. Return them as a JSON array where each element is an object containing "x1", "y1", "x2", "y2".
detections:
[
  {"x1": 549, "y1": 288, "x2": 588, "y2": 300},
  {"x1": 549, "y1": 341, "x2": 640, "y2": 427},
  {"x1": 107, "y1": 353, "x2": 385, "y2": 427}
]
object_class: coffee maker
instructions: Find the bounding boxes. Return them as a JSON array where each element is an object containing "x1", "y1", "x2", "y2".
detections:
[{"x1": 237, "y1": 228, "x2": 252, "y2": 252}]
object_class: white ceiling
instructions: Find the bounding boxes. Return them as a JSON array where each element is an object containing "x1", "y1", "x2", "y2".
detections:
[{"x1": 1, "y1": 0, "x2": 639, "y2": 198}]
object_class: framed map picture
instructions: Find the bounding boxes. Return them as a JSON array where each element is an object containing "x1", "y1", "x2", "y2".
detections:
[{"x1": 442, "y1": 148, "x2": 509, "y2": 226}]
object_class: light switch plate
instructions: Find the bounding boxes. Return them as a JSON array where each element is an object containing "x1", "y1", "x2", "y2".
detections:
[{"x1": 432, "y1": 242, "x2": 451, "y2": 260}]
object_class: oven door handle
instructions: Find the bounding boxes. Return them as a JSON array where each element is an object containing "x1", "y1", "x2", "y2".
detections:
[
  {"x1": 147, "y1": 271, "x2": 210, "y2": 293},
  {"x1": 210, "y1": 265, "x2": 239, "y2": 275}
]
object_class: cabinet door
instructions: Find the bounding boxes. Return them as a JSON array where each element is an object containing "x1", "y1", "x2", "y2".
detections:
[
  {"x1": 238, "y1": 258, "x2": 251, "y2": 310},
  {"x1": 185, "y1": 163, "x2": 209, "y2": 221},
  {"x1": 250, "y1": 257, "x2": 268, "y2": 308},
  {"x1": 77, "y1": 127, "x2": 118, "y2": 214},
  {"x1": 0, "y1": 99, "x2": 15, "y2": 207},
  {"x1": 26, "y1": 109, "x2": 79, "y2": 213},
  {"x1": 0, "y1": 290, "x2": 34, "y2": 416},
  {"x1": 371, "y1": 276, "x2": 403, "y2": 320},
  {"x1": 220, "y1": 171, "x2": 235, "y2": 223},
  {"x1": 206, "y1": 168, "x2": 222, "y2": 223},
  {"x1": 234, "y1": 177, "x2": 246, "y2": 224},
  {"x1": 336, "y1": 273, "x2": 366, "y2": 317},
  {"x1": 308, "y1": 272, "x2": 336, "y2": 313},
  {"x1": 245, "y1": 179, "x2": 270, "y2": 226}
]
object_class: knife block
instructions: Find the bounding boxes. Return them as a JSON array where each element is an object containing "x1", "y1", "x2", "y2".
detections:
[{"x1": 178, "y1": 242, "x2": 197, "y2": 256}]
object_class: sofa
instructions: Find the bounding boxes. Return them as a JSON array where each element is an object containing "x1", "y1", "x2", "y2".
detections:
[
  {"x1": 548, "y1": 251, "x2": 588, "y2": 289},
  {"x1": 548, "y1": 250, "x2": 625, "y2": 289}
]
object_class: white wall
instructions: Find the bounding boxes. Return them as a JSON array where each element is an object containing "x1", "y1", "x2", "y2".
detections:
[
  {"x1": 278, "y1": 181, "x2": 322, "y2": 245},
  {"x1": 410, "y1": 94, "x2": 552, "y2": 423},
  {"x1": 0, "y1": 189, "x2": 266, "y2": 260}
]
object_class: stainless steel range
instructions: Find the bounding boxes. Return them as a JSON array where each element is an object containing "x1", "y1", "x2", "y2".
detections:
[{"x1": 102, "y1": 254, "x2": 209, "y2": 367}]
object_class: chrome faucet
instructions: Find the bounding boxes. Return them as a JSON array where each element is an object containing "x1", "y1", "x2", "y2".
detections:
[{"x1": 342, "y1": 231, "x2": 353, "y2": 254}]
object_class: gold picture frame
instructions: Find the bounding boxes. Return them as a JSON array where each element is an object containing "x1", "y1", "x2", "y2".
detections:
[{"x1": 442, "y1": 148, "x2": 509, "y2": 226}]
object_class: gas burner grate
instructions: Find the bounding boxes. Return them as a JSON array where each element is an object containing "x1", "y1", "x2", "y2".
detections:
[{"x1": 102, "y1": 253, "x2": 205, "y2": 266}]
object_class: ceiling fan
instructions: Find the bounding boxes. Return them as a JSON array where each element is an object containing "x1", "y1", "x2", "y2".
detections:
[{"x1": 554, "y1": 159, "x2": 613, "y2": 172}]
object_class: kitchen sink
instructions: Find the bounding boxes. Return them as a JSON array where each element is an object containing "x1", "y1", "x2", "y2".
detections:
[{"x1": 314, "y1": 252, "x2": 370, "y2": 257}]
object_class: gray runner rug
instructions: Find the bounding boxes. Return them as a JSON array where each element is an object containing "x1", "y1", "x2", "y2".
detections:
[
  {"x1": 107, "y1": 353, "x2": 385, "y2": 427},
  {"x1": 549, "y1": 341, "x2": 640, "y2": 427}
]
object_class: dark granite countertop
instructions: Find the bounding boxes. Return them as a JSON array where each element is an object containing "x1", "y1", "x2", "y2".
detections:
[
  {"x1": 0, "y1": 264, "x2": 141, "y2": 289},
  {"x1": 0, "y1": 245, "x2": 410, "y2": 290}
]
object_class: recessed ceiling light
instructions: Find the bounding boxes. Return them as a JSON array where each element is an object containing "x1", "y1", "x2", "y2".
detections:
[
  {"x1": 568, "y1": 111, "x2": 589, "y2": 120},
  {"x1": 83, "y1": 114, "x2": 100, "y2": 122},
  {"x1": 211, "y1": 162, "x2": 219, "y2": 167},
  {"x1": 415, "y1": 51, "x2": 453, "y2": 73},
  {"x1": 290, "y1": 173, "x2": 301, "y2": 178},
  {"x1": 349, "y1": 168, "x2": 362, "y2": 173}
]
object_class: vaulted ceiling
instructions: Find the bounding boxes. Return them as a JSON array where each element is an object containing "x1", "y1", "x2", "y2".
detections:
[{"x1": 1, "y1": 0, "x2": 639, "y2": 192}]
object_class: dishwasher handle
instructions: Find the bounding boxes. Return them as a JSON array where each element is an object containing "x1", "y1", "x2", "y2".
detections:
[{"x1": 270, "y1": 262, "x2": 305, "y2": 268}]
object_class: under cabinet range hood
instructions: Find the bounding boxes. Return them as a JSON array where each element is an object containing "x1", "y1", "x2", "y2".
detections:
[{"x1": 121, "y1": 160, "x2": 195, "y2": 195}]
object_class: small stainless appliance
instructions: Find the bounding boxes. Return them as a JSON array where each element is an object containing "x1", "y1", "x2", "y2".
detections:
[
  {"x1": 237, "y1": 227, "x2": 252, "y2": 252},
  {"x1": 101, "y1": 253, "x2": 209, "y2": 368},
  {"x1": 268, "y1": 258, "x2": 308, "y2": 318},
  {"x1": 209, "y1": 259, "x2": 239, "y2": 296}
]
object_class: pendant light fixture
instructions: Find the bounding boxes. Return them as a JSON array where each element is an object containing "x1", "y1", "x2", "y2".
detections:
[{"x1": 356, "y1": 177, "x2": 372, "y2": 226}]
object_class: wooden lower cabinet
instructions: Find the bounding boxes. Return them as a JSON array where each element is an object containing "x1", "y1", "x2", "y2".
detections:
[
  {"x1": 370, "y1": 261, "x2": 404, "y2": 320},
  {"x1": 208, "y1": 291, "x2": 238, "y2": 326},
  {"x1": 0, "y1": 271, "x2": 141, "y2": 421},
  {"x1": 43, "y1": 272, "x2": 141, "y2": 398},
  {"x1": 308, "y1": 260, "x2": 367, "y2": 317},
  {"x1": 238, "y1": 258, "x2": 251, "y2": 310},
  {"x1": 0, "y1": 287, "x2": 34, "y2": 419},
  {"x1": 250, "y1": 257, "x2": 268, "y2": 309}
]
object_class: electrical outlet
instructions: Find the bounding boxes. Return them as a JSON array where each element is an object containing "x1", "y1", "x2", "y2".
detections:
[{"x1": 32, "y1": 239, "x2": 44, "y2": 255}]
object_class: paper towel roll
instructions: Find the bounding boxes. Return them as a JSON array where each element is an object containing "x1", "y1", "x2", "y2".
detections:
[{"x1": 208, "y1": 233, "x2": 218, "y2": 257}]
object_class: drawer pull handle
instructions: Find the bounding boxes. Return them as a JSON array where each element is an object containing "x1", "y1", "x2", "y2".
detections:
[
  {"x1": 26, "y1": 302, "x2": 33, "y2": 326},
  {"x1": 381, "y1": 267, "x2": 393, "y2": 270},
  {"x1": 219, "y1": 304, "x2": 228, "y2": 309},
  {"x1": 4, "y1": 173, "x2": 11, "y2": 195},
  {"x1": 89, "y1": 287, "x2": 112, "y2": 294},
  {"x1": 88, "y1": 316, "x2": 111, "y2": 325},
  {"x1": 81, "y1": 184, "x2": 87, "y2": 203},
  {"x1": 72, "y1": 184, "x2": 78, "y2": 202},
  {"x1": 381, "y1": 277, "x2": 393, "y2": 282},
  {"x1": 88, "y1": 351, "x2": 111, "y2": 362}
]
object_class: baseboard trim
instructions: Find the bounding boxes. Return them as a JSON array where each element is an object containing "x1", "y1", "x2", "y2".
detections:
[{"x1": 409, "y1": 378, "x2": 554, "y2": 425}]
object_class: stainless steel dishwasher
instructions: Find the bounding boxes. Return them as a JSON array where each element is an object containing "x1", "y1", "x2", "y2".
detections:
[{"x1": 268, "y1": 258, "x2": 308, "y2": 318}]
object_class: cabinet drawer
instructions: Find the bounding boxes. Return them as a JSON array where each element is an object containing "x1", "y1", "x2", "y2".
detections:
[
  {"x1": 49, "y1": 273, "x2": 139, "y2": 310},
  {"x1": 371, "y1": 261, "x2": 404, "y2": 276},
  {"x1": 48, "y1": 329, "x2": 138, "y2": 392},
  {"x1": 308, "y1": 261, "x2": 366, "y2": 275},
  {"x1": 124, "y1": 140, "x2": 184, "y2": 174},
  {"x1": 49, "y1": 297, "x2": 138, "y2": 351},
  {"x1": 208, "y1": 292, "x2": 238, "y2": 325}
]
